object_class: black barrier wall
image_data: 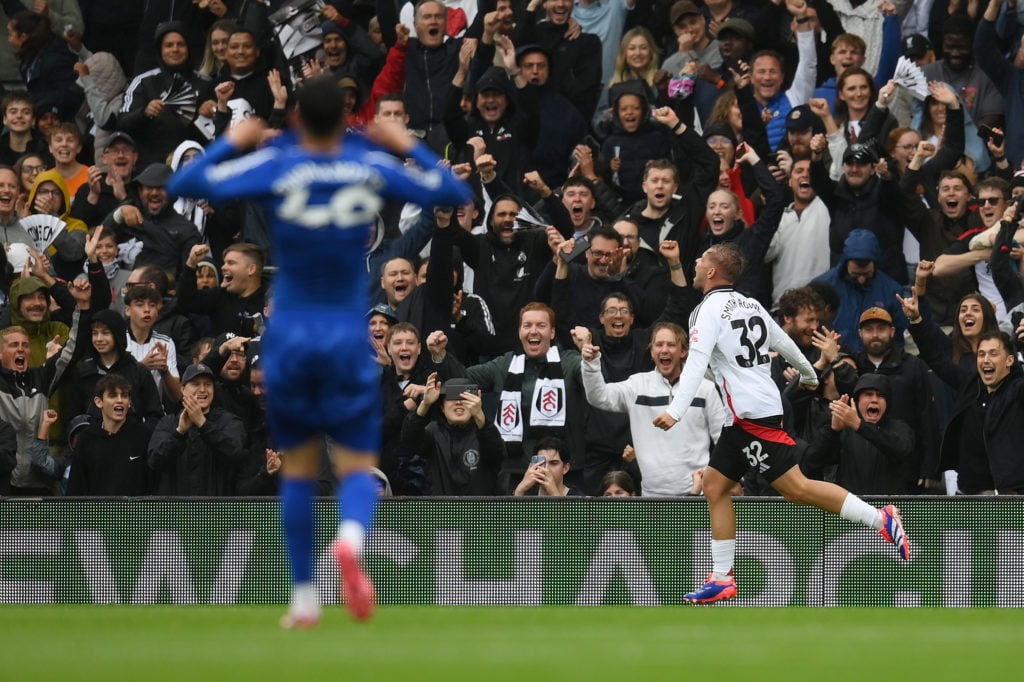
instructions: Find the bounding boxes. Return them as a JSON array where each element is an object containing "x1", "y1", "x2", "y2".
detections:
[{"x1": 1, "y1": 498, "x2": 1022, "y2": 606}]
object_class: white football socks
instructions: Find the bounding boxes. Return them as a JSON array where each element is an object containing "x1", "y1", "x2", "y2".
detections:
[
  {"x1": 840, "y1": 493, "x2": 884, "y2": 530},
  {"x1": 711, "y1": 539, "x2": 736, "y2": 581}
]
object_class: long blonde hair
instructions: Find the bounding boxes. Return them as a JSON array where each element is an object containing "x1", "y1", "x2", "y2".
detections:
[{"x1": 610, "y1": 27, "x2": 661, "y2": 87}]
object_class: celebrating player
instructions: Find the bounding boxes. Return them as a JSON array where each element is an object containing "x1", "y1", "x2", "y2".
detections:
[
  {"x1": 168, "y1": 77, "x2": 473, "y2": 626},
  {"x1": 653, "y1": 243, "x2": 910, "y2": 604}
]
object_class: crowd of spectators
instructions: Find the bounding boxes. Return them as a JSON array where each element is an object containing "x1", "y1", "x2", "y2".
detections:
[{"x1": 2, "y1": 0, "x2": 1024, "y2": 498}]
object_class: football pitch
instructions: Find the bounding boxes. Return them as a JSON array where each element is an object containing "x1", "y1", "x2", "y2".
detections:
[{"x1": 2, "y1": 606, "x2": 1021, "y2": 680}]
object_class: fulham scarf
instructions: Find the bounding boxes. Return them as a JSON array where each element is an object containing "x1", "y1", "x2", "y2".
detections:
[{"x1": 495, "y1": 348, "x2": 567, "y2": 442}]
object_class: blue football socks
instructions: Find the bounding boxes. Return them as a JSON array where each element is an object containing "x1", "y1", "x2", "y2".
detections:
[{"x1": 281, "y1": 477, "x2": 316, "y2": 585}]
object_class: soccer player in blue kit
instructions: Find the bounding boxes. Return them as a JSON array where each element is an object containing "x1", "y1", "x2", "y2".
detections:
[
  {"x1": 169, "y1": 76, "x2": 472, "y2": 626},
  {"x1": 653, "y1": 244, "x2": 911, "y2": 604}
]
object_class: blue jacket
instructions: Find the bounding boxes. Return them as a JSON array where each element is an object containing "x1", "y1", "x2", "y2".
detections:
[{"x1": 815, "y1": 229, "x2": 908, "y2": 352}]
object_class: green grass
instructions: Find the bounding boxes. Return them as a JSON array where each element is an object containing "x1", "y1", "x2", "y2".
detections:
[{"x1": 2, "y1": 606, "x2": 1022, "y2": 680}]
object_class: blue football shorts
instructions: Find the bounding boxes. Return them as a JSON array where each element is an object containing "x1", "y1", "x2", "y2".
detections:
[{"x1": 262, "y1": 311, "x2": 381, "y2": 452}]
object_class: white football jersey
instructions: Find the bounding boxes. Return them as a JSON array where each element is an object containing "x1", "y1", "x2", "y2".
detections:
[{"x1": 667, "y1": 287, "x2": 817, "y2": 423}]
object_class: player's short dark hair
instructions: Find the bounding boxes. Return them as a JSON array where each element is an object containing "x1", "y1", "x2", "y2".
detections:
[
  {"x1": 95, "y1": 373, "x2": 132, "y2": 398},
  {"x1": 978, "y1": 331, "x2": 1015, "y2": 357},
  {"x1": 706, "y1": 243, "x2": 744, "y2": 283},
  {"x1": 224, "y1": 242, "x2": 266, "y2": 272},
  {"x1": 295, "y1": 75, "x2": 346, "y2": 137},
  {"x1": 535, "y1": 436, "x2": 570, "y2": 464},
  {"x1": 939, "y1": 169, "x2": 972, "y2": 194},
  {"x1": 124, "y1": 285, "x2": 163, "y2": 306},
  {"x1": 777, "y1": 287, "x2": 825, "y2": 320}
]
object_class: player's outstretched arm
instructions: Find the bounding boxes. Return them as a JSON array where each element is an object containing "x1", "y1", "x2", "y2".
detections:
[{"x1": 167, "y1": 119, "x2": 278, "y2": 204}]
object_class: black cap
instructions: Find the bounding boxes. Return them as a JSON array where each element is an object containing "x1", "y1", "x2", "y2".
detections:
[
  {"x1": 182, "y1": 363, "x2": 215, "y2": 385},
  {"x1": 321, "y1": 21, "x2": 344, "y2": 37},
  {"x1": 843, "y1": 143, "x2": 878, "y2": 165},
  {"x1": 103, "y1": 132, "x2": 136, "y2": 152},
  {"x1": 515, "y1": 43, "x2": 550, "y2": 64},
  {"x1": 441, "y1": 378, "x2": 476, "y2": 400},
  {"x1": 135, "y1": 163, "x2": 173, "y2": 187},
  {"x1": 853, "y1": 373, "x2": 889, "y2": 399},
  {"x1": 903, "y1": 34, "x2": 931, "y2": 60}
]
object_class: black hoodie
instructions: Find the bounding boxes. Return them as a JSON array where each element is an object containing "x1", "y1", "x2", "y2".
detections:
[
  {"x1": 119, "y1": 21, "x2": 213, "y2": 166},
  {"x1": 66, "y1": 308, "x2": 164, "y2": 430}
]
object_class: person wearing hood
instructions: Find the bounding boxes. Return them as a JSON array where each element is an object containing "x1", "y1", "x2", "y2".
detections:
[
  {"x1": 444, "y1": 46, "x2": 540, "y2": 194},
  {"x1": 5, "y1": 10, "x2": 83, "y2": 122},
  {"x1": 198, "y1": 331, "x2": 259, "y2": 426},
  {"x1": 102, "y1": 162, "x2": 202, "y2": 279},
  {"x1": 802, "y1": 372, "x2": 914, "y2": 495},
  {"x1": 699, "y1": 142, "x2": 785, "y2": 307},
  {"x1": 599, "y1": 81, "x2": 679, "y2": 205},
  {"x1": 445, "y1": 166, "x2": 574, "y2": 353},
  {"x1": 72, "y1": 50, "x2": 129, "y2": 164},
  {"x1": 119, "y1": 21, "x2": 213, "y2": 167},
  {"x1": 0, "y1": 279, "x2": 92, "y2": 495},
  {"x1": 65, "y1": 307, "x2": 164, "y2": 431},
  {"x1": 319, "y1": 19, "x2": 385, "y2": 88},
  {"x1": 25, "y1": 168, "x2": 89, "y2": 279},
  {"x1": 814, "y1": 228, "x2": 908, "y2": 353}
]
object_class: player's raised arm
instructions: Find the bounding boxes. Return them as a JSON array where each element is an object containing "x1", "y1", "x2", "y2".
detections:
[
  {"x1": 167, "y1": 118, "x2": 280, "y2": 204},
  {"x1": 362, "y1": 121, "x2": 474, "y2": 208}
]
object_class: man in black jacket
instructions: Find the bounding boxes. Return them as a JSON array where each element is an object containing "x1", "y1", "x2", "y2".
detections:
[
  {"x1": 179, "y1": 242, "x2": 268, "y2": 338},
  {"x1": 102, "y1": 163, "x2": 202, "y2": 279},
  {"x1": 803, "y1": 373, "x2": 914, "y2": 495},
  {"x1": 940, "y1": 332, "x2": 1024, "y2": 494},
  {"x1": 399, "y1": 374, "x2": 504, "y2": 495},
  {"x1": 147, "y1": 362, "x2": 247, "y2": 495}
]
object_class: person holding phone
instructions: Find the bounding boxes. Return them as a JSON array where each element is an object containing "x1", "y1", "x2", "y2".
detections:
[
  {"x1": 513, "y1": 436, "x2": 575, "y2": 496},
  {"x1": 399, "y1": 374, "x2": 505, "y2": 495}
]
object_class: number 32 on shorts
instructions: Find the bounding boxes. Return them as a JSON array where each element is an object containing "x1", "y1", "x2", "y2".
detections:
[{"x1": 743, "y1": 440, "x2": 767, "y2": 468}]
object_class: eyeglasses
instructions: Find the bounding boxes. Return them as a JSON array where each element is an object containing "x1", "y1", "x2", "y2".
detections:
[
  {"x1": 21, "y1": 165, "x2": 46, "y2": 174},
  {"x1": 35, "y1": 188, "x2": 62, "y2": 196},
  {"x1": 978, "y1": 196, "x2": 1005, "y2": 206},
  {"x1": 602, "y1": 307, "x2": 632, "y2": 316},
  {"x1": 589, "y1": 249, "x2": 615, "y2": 260},
  {"x1": 896, "y1": 144, "x2": 918, "y2": 151},
  {"x1": 619, "y1": 234, "x2": 639, "y2": 242}
]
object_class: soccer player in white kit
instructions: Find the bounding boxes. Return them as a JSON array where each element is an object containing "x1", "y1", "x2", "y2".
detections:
[{"x1": 653, "y1": 244, "x2": 910, "y2": 604}]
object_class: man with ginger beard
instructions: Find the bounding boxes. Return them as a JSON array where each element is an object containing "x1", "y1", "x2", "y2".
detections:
[
  {"x1": 802, "y1": 373, "x2": 913, "y2": 495},
  {"x1": 765, "y1": 156, "x2": 830, "y2": 307},
  {"x1": 427, "y1": 303, "x2": 586, "y2": 492}
]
